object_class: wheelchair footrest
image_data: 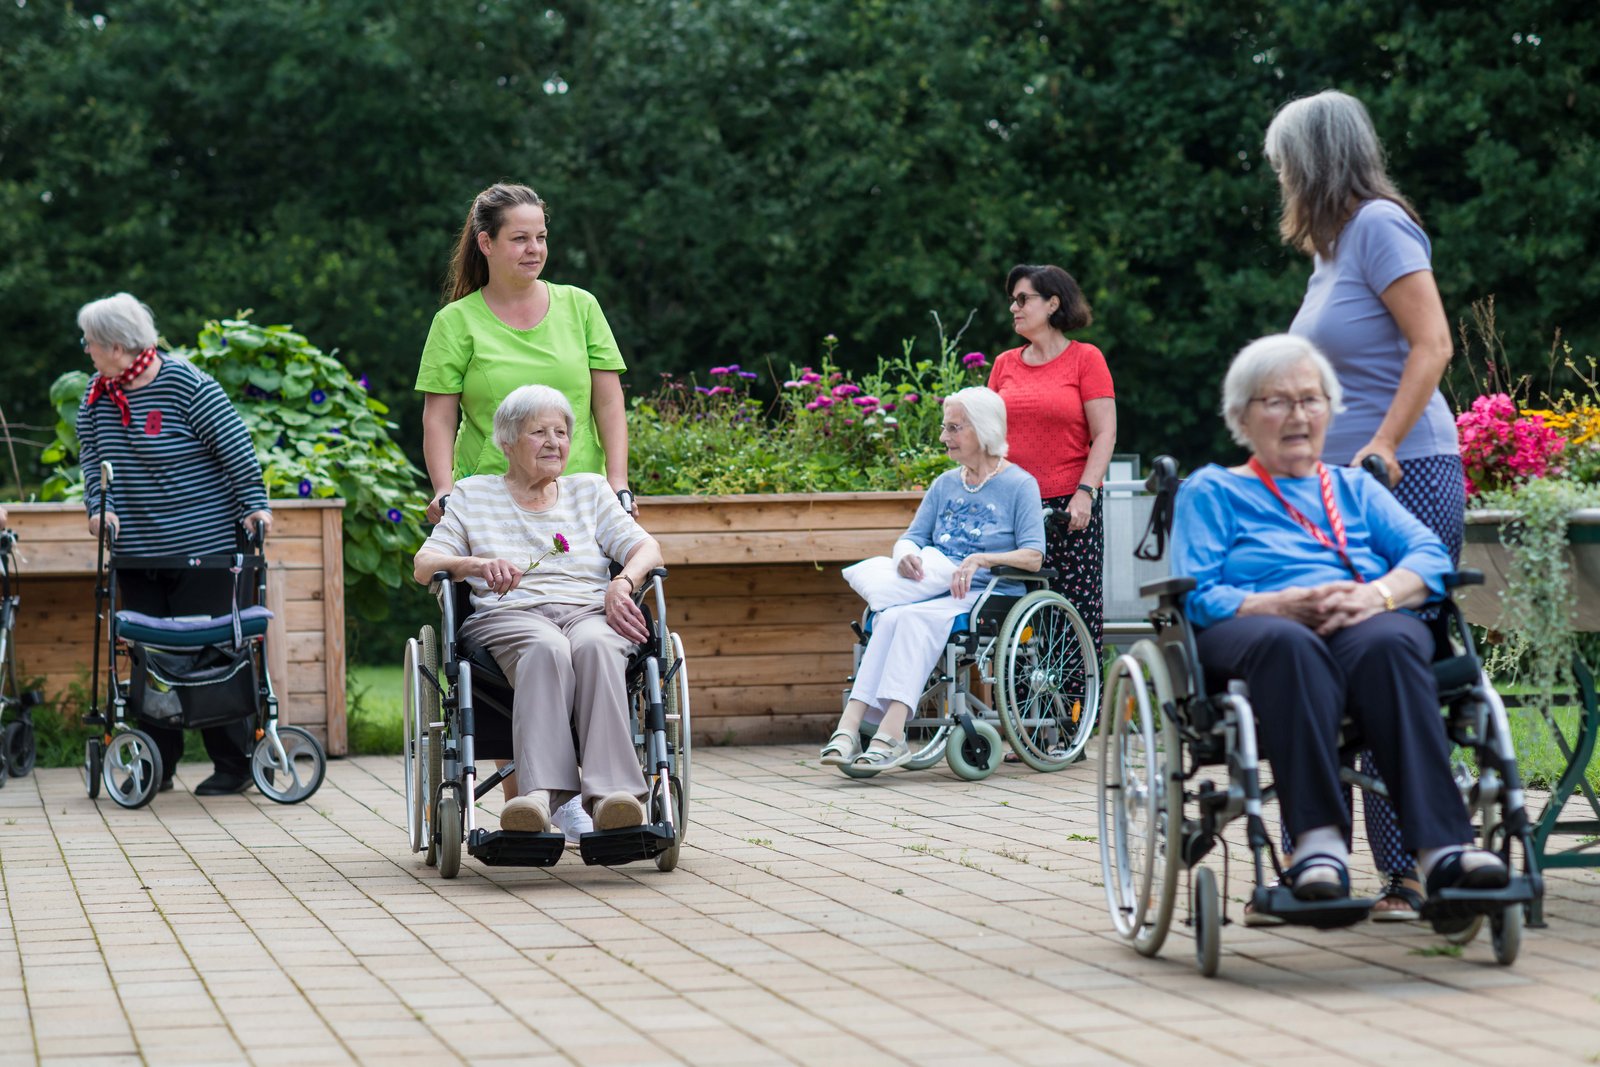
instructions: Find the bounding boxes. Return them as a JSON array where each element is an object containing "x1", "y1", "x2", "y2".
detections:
[
  {"x1": 468, "y1": 828, "x2": 566, "y2": 867},
  {"x1": 1420, "y1": 875, "x2": 1537, "y2": 924},
  {"x1": 1251, "y1": 885, "x2": 1376, "y2": 929},
  {"x1": 577, "y1": 823, "x2": 675, "y2": 867}
]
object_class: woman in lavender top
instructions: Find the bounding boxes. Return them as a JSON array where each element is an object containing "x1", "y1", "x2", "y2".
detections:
[
  {"x1": 819, "y1": 387, "x2": 1047, "y2": 771},
  {"x1": 1266, "y1": 90, "x2": 1461, "y2": 916}
]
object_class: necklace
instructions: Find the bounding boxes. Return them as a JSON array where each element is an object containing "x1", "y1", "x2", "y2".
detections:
[{"x1": 961, "y1": 461, "x2": 1004, "y2": 494}]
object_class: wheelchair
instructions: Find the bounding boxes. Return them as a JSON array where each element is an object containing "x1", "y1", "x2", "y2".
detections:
[
  {"x1": 403, "y1": 494, "x2": 690, "y2": 878},
  {"x1": 837, "y1": 562, "x2": 1101, "y2": 781},
  {"x1": 1097, "y1": 455, "x2": 1542, "y2": 976},
  {"x1": 80, "y1": 462, "x2": 327, "y2": 809},
  {"x1": 1, "y1": 525, "x2": 43, "y2": 788}
]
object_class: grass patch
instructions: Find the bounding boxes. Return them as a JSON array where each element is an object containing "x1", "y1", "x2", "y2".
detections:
[
  {"x1": 1505, "y1": 704, "x2": 1599, "y2": 793},
  {"x1": 347, "y1": 663, "x2": 405, "y2": 755}
]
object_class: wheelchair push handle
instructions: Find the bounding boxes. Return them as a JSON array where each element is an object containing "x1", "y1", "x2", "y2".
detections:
[
  {"x1": 617, "y1": 488, "x2": 636, "y2": 515},
  {"x1": 1359, "y1": 453, "x2": 1393, "y2": 487}
]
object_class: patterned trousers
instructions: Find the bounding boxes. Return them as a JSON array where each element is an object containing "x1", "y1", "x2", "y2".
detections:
[{"x1": 1041, "y1": 491, "x2": 1104, "y2": 663}]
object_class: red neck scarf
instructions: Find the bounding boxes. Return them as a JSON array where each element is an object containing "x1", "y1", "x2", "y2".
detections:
[
  {"x1": 86, "y1": 347, "x2": 158, "y2": 427},
  {"x1": 1248, "y1": 457, "x2": 1365, "y2": 582}
]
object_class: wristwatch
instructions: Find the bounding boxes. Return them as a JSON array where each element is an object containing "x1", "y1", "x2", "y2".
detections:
[
  {"x1": 1075, "y1": 484, "x2": 1100, "y2": 502},
  {"x1": 1373, "y1": 580, "x2": 1396, "y2": 612}
]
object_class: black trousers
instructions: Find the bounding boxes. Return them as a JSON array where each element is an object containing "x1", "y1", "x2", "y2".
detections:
[
  {"x1": 116, "y1": 567, "x2": 253, "y2": 780},
  {"x1": 1195, "y1": 612, "x2": 1471, "y2": 852}
]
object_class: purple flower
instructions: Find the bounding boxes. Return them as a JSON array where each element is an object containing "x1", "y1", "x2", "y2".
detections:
[
  {"x1": 738, "y1": 371, "x2": 758, "y2": 380},
  {"x1": 783, "y1": 379, "x2": 803, "y2": 389},
  {"x1": 297, "y1": 478, "x2": 312, "y2": 498},
  {"x1": 358, "y1": 374, "x2": 371, "y2": 390},
  {"x1": 709, "y1": 365, "x2": 731, "y2": 376},
  {"x1": 725, "y1": 363, "x2": 742, "y2": 372},
  {"x1": 243, "y1": 384, "x2": 265, "y2": 399},
  {"x1": 852, "y1": 396, "x2": 879, "y2": 408},
  {"x1": 709, "y1": 385, "x2": 734, "y2": 396},
  {"x1": 800, "y1": 372, "x2": 822, "y2": 385},
  {"x1": 807, "y1": 395, "x2": 835, "y2": 411},
  {"x1": 275, "y1": 434, "x2": 286, "y2": 447},
  {"x1": 386, "y1": 508, "x2": 403, "y2": 523},
  {"x1": 962, "y1": 351, "x2": 988, "y2": 368},
  {"x1": 882, "y1": 402, "x2": 897, "y2": 412},
  {"x1": 832, "y1": 383, "x2": 862, "y2": 398},
  {"x1": 220, "y1": 335, "x2": 229, "y2": 347},
  {"x1": 328, "y1": 426, "x2": 341, "y2": 437},
  {"x1": 694, "y1": 386, "x2": 713, "y2": 395},
  {"x1": 309, "y1": 388, "x2": 327, "y2": 405},
  {"x1": 904, "y1": 393, "x2": 920, "y2": 404}
]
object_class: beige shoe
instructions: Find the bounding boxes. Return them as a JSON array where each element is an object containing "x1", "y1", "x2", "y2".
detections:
[
  {"x1": 501, "y1": 791, "x2": 551, "y2": 833},
  {"x1": 593, "y1": 792, "x2": 647, "y2": 831}
]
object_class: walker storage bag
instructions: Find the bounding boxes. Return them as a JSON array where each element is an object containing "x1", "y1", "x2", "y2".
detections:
[{"x1": 127, "y1": 642, "x2": 258, "y2": 730}]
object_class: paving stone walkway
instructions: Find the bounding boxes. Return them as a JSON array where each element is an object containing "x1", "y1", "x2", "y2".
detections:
[{"x1": 1, "y1": 748, "x2": 1597, "y2": 1066}]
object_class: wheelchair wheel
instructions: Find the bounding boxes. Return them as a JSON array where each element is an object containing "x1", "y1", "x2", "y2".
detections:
[
  {"x1": 1491, "y1": 903, "x2": 1521, "y2": 965},
  {"x1": 252, "y1": 726, "x2": 327, "y2": 804},
  {"x1": 103, "y1": 729, "x2": 163, "y2": 809},
  {"x1": 403, "y1": 635, "x2": 431, "y2": 853},
  {"x1": 1192, "y1": 865, "x2": 1221, "y2": 978},
  {"x1": 84, "y1": 736, "x2": 103, "y2": 798},
  {"x1": 995, "y1": 590, "x2": 1101, "y2": 772},
  {"x1": 436, "y1": 791, "x2": 462, "y2": 879},
  {"x1": 946, "y1": 718, "x2": 1004, "y2": 780},
  {"x1": 1098, "y1": 642, "x2": 1182, "y2": 957},
  {"x1": 667, "y1": 631, "x2": 691, "y2": 843},
  {"x1": 421, "y1": 626, "x2": 443, "y2": 865},
  {"x1": 4, "y1": 718, "x2": 35, "y2": 778},
  {"x1": 654, "y1": 776, "x2": 685, "y2": 873}
]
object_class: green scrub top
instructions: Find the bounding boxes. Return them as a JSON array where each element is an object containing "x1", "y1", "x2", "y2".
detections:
[{"x1": 415, "y1": 284, "x2": 626, "y2": 480}]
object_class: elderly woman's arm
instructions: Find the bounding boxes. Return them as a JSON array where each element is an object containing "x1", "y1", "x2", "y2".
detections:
[
  {"x1": 413, "y1": 546, "x2": 524, "y2": 596},
  {"x1": 602, "y1": 535, "x2": 664, "y2": 644}
]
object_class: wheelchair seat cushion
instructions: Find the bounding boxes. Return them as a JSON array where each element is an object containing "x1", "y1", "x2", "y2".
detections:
[
  {"x1": 116, "y1": 606, "x2": 274, "y2": 647},
  {"x1": 863, "y1": 611, "x2": 972, "y2": 638}
]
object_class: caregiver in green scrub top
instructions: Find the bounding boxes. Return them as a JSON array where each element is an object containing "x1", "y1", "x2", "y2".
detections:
[{"x1": 418, "y1": 182, "x2": 630, "y2": 524}]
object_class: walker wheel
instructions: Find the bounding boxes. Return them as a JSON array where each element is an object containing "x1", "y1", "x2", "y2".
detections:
[
  {"x1": 946, "y1": 719, "x2": 1004, "y2": 781},
  {"x1": 84, "y1": 737, "x2": 104, "y2": 799},
  {"x1": 4, "y1": 719, "x2": 35, "y2": 778},
  {"x1": 103, "y1": 729, "x2": 163, "y2": 809},
  {"x1": 252, "y1": 725, "x2": 327, "y2": 804}
]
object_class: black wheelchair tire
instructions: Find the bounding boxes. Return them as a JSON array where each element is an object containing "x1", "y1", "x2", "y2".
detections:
[{"x1": 4, "y1": 718, "x2": 35, "y2": 778}]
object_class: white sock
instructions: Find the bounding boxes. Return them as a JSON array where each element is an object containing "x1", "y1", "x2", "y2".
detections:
[{"x1": 1291, "y1": 826, "x2": 1350, "y2": 868}]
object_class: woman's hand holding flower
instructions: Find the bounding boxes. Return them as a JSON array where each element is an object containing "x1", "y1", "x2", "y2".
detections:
[{"x1": 478, "y1": 557, "x2": 526, "y2": 596}]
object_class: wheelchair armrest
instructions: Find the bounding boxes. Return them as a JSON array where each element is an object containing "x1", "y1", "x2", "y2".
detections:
[
  {"x1": 991, "y1": 565, "x2": 1056, "y2": 582},
  {"x1": 1444, "y1": 569, "x2": 1484, "y2": 589},
  {"x1": 428, "y1": 569, "x2": 453, "y2": 595},
  {"x1": 1140, "y1": 575, "x2": 1196, "y2": 600}
]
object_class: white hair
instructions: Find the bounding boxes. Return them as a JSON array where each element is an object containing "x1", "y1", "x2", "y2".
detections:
[
  {"x1": 493, "y1": 384, "x2": 575, "y2": 452},
  {"x1": 77, "y1": 292, "x2": 158, "y2": 352},
  {"x1": 944, "y1": 386, "x2": 1008, "y2": 458},
  {"x1": 1221, "y1": 335, "x2": 1344, "y2": 447}
]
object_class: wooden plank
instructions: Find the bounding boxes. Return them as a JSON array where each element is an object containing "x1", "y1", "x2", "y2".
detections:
[
  {"x1": 637, "y1": 495, "x2": 919, "y2": 535},
  {"x1": 692, "y1": 713, "x2": 836, "y2": 746},
  {"x1": 663, "y1": 564, "x2": 852, "y2": 598},
  {"x1": 687, "y1": 683, "x2": 844, "y2": 717},
  {"x1": 655, "y1": 530, "x2": 899, "y2": 566},
  {"x1": 287, "y1": 632, "x2": 324, "y2": 664},
  {"x1": 266, "y1": 568, "x2": 289, "y2": 707},
  {"x1": 679, "y1": 623, "x2": 853, "y2": 657},
  {"x1": 285, "y1": 599, "x2": 324, "y2": 631},
  {"x1": 670, "y1": 596, "x2": 862, "y2": 628},
  {"x1": 686, "y1": 651, "x2": 853, "y2": 688},
  {"x1": 321, "y1": 507, "x2": 348, "y2": 756}
]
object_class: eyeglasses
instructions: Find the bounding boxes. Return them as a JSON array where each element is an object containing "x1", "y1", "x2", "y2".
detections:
[
  {"x1": 940, "y1": 422, "x2": 969, "y2": 435},
  {"x1": 80, "y1": 337, "x2": 89, "y2": 350},
  {"x1": 1250, "y1": 395, "x2": 1330, "y2": 417},
  {"x1": 1009, "y1": 293, "x2": 1044, "y2": 309}
]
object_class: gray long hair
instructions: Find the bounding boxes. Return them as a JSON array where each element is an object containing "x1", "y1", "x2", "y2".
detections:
[{"x1": 1263, "y1": 89, "x2": 1421, "y2": 258}]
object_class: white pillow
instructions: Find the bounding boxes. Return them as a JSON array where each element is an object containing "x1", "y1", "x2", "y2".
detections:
[{"x1": 842, "y1": 545, "x2": 958, "y2": 612}]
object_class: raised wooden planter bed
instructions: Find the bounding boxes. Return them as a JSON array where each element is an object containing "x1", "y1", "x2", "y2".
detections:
[
  {"x1": 635, "y1": 492, "x2": 921, "y2": 743},
  {"x1": 2, "y1": 500, "x2": 348, "y2": 755}
]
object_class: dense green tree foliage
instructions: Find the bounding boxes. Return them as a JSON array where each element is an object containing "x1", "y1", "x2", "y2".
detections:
[{"x1": 2, "y1": 0, "x2": 1594, "y2": 484}]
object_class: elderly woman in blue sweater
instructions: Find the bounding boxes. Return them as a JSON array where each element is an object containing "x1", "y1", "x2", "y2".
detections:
[
  {"x1": 819, "y1": 386, "x2": 1046, "y2": 771},
  {"x1": 1171, "y1": 334, "x2": 1505, "y2": 904}
]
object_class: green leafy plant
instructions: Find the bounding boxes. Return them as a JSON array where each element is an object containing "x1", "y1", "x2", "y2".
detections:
[
  {"x1": 39, "y1": 316, "x2": 427, "y2": 621},
  {"x1": 628, "y1": 319, "x2": 989, "y2": 495}
]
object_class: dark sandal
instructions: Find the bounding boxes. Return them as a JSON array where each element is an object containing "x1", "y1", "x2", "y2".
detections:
[
  {"x1": 1425, "y1": 849, "x2": 1509, "y2": 897},
  {"x1": 1371, "y1": 870, "x2": 1424, "y2": 923},
  {"x1": 1284, "y1": 855, "x2": 1351, "y2": 902}
]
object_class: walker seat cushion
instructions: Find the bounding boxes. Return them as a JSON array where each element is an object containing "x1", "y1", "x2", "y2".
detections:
[{"x1": 116, "y1": 606, "x2": 274, "y2": 647}]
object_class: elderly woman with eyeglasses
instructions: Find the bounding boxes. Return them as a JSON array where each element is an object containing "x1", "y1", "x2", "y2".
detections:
[
  {"x1": 76, "y1": 292, "x2": 272, "y2": 796},
  {"x1": 820, "y1": 387, "x2": 1046, "y2": 771},
  {"x1": 1172, "y1": 334, "x2": 1505, "y2": 906}
]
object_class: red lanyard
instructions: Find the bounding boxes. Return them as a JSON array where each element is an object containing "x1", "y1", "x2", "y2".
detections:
[{"x1": 1247, "y1": 457, "x2": 1365, "y2": 583}]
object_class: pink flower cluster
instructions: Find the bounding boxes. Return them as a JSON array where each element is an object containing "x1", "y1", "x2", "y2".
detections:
[{"x1": 1457, "y1": 392, "x2": 1566, "y2": 496}]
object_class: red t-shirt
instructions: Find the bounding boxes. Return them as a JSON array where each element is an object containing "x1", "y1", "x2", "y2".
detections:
[{"x1": 987, "y1": 341, "x2": 1115, "y2": 498}]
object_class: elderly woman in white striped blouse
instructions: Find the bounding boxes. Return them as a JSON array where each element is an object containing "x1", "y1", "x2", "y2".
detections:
[{"x1": 414, "y1": 384, "x2": 662, "y2": 834}]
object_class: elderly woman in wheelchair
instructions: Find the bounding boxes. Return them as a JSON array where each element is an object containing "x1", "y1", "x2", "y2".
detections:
[
  {"x1": 1100, "y1": 334, "x2": 1539, "y2": 975},
  {"x1": 413, "y1": 384, "x2": 663, "y2": 841},
  {"x1": 820, "y1": 387, "x2": 1050, "y2": 772}
]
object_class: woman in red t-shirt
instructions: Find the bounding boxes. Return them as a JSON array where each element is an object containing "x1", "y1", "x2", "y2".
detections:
[{"x1": 987, "y1": 264, "x2": 1117, "y2": 656}]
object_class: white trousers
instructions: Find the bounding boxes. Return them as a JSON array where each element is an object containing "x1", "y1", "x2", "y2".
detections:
[{"x1": 848, "y1": 594, "x2": 977, "y2": 722}]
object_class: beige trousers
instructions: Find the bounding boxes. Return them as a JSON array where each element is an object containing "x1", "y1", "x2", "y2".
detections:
[{"x1": 459, "y1": 602, "x2": 646, "y2": 813}]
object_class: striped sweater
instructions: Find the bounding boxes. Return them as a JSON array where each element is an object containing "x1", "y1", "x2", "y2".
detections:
[{"x1": 79, "y1": 356, "x2": 269, "y2": 556}]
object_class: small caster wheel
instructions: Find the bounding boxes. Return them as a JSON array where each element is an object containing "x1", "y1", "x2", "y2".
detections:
[
  {"x1": 946, "y1": 719, "x2": 1004, "y2": 781},
  {"x1": 104, "y1": 730, "x2": 163, "y2": 809},
  {"x1": 436, "y1": 793, "x2": 462, "y2": 879},
  {"x1": 1193, "y1": 865, "x2": 1221, "y2": 978},
  {"x1": 1491, "y1": 904, "x2": 1522, "y2": 966},
  {"x1": 252, "y1": 725, "x2": 327, "y2": 803},
  {"x1": 84, "y1": 737, "x2": 104, "y2": 798}
]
